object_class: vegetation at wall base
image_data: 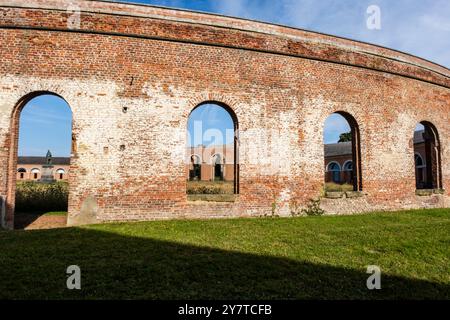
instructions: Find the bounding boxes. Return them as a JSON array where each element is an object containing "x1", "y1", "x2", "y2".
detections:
[
  {"x1": 15, "y1": 181, "x2": 69, "y2": 212},
  {"x1": 324, "y1": 182, "x2": 354, "y2": 192},
  {"x1": 186, "y1": 181, "x2": 234, "y2": 195},
  {"x1": 0, "y1": 208, "x2": 449, "y2": 299}
]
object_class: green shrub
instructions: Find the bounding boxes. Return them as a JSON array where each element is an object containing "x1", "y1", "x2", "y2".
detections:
[
  {"x1": 301, "y1": 198, "x2": 325, "y2": 216},
  {"x1": 15, "y1": 181, "x2": 68, "y2": 212}
]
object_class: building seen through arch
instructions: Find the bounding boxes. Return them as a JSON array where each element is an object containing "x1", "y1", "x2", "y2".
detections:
[
  {"x1": 16, "y1": 151, "x2": 70, "y2": 181},
  {"x1": 323, "y1": 112, "x2": 362, "y2": 191},
  {"x1": 414, "y1": 123, "x2": 442, "y2": 190},
  {"x1": 186, "y1": 102, "x2": 239, "y2": 198},
  {"x1": 186, "y1": 145, "x2": 234, "y2": 182}
]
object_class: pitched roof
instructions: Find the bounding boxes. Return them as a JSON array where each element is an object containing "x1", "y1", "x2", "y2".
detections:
[
  {"x1": 17, "y1": 156, "x2": 70, "y2": 165},
  {"x1": 414, "y1": 130, "x2": 425, "y2": 143},
  {"x1": 324, "y1": 142, "x2": 352, "y2": 157}
]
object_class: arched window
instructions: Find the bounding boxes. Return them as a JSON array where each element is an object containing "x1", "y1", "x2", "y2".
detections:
[
  {"x1": 56, "y1": 168, "x2": 66, "y2": 180},
  {"x1": 414, "y1": 154, "x2": 424, "y2": 167},
  {"x1": 189, "y1": 155, "x2": 201, "y2": 181},
  {"x1": 343, "y1": 161, "x2": 353, "y2": 171},
  {"x1": 31, "y1": 168, "x2": 40, "y2": 180},
  {"x1": 186, "y1": 102, "x2": 239, "y2": 200},
  {"x1": 342, "y1": 160, "x2": 353, "y2": 185},
  {"x1": 327, "y1": 162, "x2": 341, "y2": 183},
  {"x1": 323, "y1": 112, "x2": 362, "y2": 191},
  {"x1": 414, "y1": 122, "x2": 442, "y2": 190},
  {"x1": 12, "y1": 92, "x2": 73, "y2": 217},
  {"x1": 17, "y1": 168, "x2": 27, "y2": 180},
  {"x1": 212, "y1": 154, "x2": 224, "y2": 181}
]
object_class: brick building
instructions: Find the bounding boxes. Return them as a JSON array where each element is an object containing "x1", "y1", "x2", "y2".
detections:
[
  {"x1": 0, "y1": 1, "x2": 448, "y2": 228},
  {"x1": 16, "y1": 150, "x2": 69, "y2": 182},
  {"x1": 186, "y1": 144, "x2": 235, "y2": 182},
  {"x1": 186, "y1": 130, "x2": 428, "y2": 187}
]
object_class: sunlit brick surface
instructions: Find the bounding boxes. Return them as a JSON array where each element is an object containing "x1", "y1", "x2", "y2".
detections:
[{"x1": 0, "y1": 0, "x2": 448, "y2": 227}]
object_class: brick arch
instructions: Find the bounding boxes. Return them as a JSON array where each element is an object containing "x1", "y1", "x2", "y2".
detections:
[
  {"x1": 414, "y1": 120, "x2": 443, "y2": 190},
  {"x1": 0, "y1": 1, "x2": 448, "y2": 224},
  {"x1": 185, "y1": 99, "x2": 240, "y2": 194},
  {"x1": 184, "y1": 92, "x2": 242, "y2": 124},
  {"x1": 4, "y1": 91, "x2": 74, "y2": 229},
  {"x1": 320, "y1": 106, "x2": 365, "y2": 136},
  {"x1": 323, "y1": 110, "x2": 363, "y2": 191}
]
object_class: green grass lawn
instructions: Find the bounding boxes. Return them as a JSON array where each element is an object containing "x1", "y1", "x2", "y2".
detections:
[{"x1": 0, "y1": 209, "x2": 449, "y2": 299}]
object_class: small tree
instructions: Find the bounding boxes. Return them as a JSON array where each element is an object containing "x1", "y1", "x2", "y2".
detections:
[{"x1": 338, "y1": 132, "x2": 352, "y2": 143}]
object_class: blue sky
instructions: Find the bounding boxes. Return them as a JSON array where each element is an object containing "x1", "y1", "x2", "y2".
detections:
[
  {"x1": 187, "y1": 104, "x2": 234, "y2": 147},
  {"x1": 18, "y1": 95, "x2": 72, "y2": 157},
  {"x1": 19, "y1": 1, "x2": 449, "y2": 155},
  {"x1": 123, "y1": 0, "x2": 450, "y2": 68}
]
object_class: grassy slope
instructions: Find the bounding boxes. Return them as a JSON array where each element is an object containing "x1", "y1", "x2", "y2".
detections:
[{"x1": 0, "y1": 209, "x2": 449, "y2": 299}]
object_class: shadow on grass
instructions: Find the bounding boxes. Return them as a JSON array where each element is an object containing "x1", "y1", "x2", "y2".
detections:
[{"x1": 0, "y1": 227, "x2": 448, "y2": 300}]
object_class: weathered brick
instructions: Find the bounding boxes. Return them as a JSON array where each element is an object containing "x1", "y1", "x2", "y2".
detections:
[{"x1": 0, "y1": 0, "x2": 448, "y2": 228}]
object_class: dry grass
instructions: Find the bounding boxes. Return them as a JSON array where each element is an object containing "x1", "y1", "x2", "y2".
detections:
[
  {"x1": 324, "y1": 182, "x2": 354, "y2": 192},
  {"x1": 187, "y1": 180, "x2": 235, "y2": 202},
  {"x1": 186, "y1": 180, "x2": 234, "y2": 195}
]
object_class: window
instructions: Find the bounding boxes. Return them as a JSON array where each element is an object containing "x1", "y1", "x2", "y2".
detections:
[
  {"x1": 414, "y1": 122, "x2": 442, "y2": 190},
  {"x1": 31, "y1": 168, "x2": 40, "y2": 180},
  {"x1": 327, "y1": 162, "x2": 341, "y2": 183},
  {"x1": 17, "y1": 168, "x2": 26, "y2": 179},
  {"x1": 186, "y1": 102, "x2": 239, "y2": 201},
  {"x1": 212, "y1": 154, "x2": 224, "y2": 181},
  {"x1": 323, "y1": 112, "x2": 362, "y2": 191},
  {"x1": 13, "y1": 92, "x2": 73, "y2": 219},
  {"x1": 56, "y1": 168, "x2": 65, "y2": 180},
  {"x1": 189, "y1": 155, "x2": 201, "y2": 181}
]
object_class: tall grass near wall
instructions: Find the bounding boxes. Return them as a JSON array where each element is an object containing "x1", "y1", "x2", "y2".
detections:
[{"x1": 15, "y1": 181, "x2": 69, "y2": 212}]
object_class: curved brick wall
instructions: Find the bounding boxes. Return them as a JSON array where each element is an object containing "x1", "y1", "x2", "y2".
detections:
[{"x1": 0, "y1": 0, "x2": 449, "y2": 227}]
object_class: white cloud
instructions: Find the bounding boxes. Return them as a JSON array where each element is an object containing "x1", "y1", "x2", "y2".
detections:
[
  {"x1": 126, "y1": 1, "x2": 450, "y2": 67},
  {"x1": 421, "y1": 14, "x2": 450, "y2": 32}
]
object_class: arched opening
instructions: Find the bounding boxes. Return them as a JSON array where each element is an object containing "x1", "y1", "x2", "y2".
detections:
[
  {"x1": 186, "y1": 101, "x2": 238, "y2": 202},
  {"x1": 30, "y1": 168, "x2": 40, "y2": 180},
  {"x1": 189, "y1": 155, "x2": 201, "y2": 181},
  {"x1": 9, "y1": 92, "x2": 73, "y2": 229},
  {"x1": 17, "y1": 168, "x2": 27, "y2": 180},
  {"x1": 327, "y1": 162, "x2": 341, "y2": 183},
  {"x1": 56, "y1": 168, "x2": 66, "y2": 180},
  {"x1": 414, "y1": 122, "x2": 442, "y2": 190},
  {"x1": 343, "y1": 160, "x2": 353, "y2": 185},
  {"x1": 323, "y1": 112, "x2": 362, "y2": 193},
  {"x1": 212, "y1": 154, "x2": 224, "y2": 181}
]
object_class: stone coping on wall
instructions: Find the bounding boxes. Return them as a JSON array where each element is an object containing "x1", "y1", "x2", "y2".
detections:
[
  {"x1": 1, "y1": 0, "x2": 449, "y2": 89},
  {"x1": 415, "y1": 189, "x2": 445, "y2": 196},
  {"x1": 324, "y1": 191, "x2": 365, "y2": 199}
]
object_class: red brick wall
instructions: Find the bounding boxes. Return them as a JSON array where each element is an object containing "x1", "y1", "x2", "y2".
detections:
[{"x1": 0, "y1": 1, "x2": 448, "y2": 227}]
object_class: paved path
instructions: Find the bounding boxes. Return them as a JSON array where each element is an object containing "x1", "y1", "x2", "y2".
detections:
[{"x1": 15, "y1": 214, "x2": 67, "y2": 230}]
